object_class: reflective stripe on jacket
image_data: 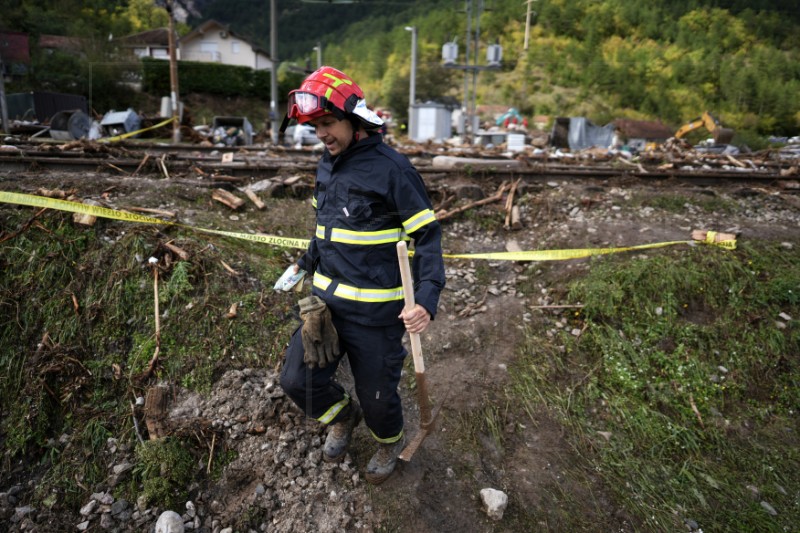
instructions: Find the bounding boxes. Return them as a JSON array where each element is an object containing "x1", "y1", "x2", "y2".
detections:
[{"x1": 297, "y1": 134, "x2": 445, "y2": 326}]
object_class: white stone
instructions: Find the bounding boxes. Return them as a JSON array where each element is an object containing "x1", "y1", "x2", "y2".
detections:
[
  {"x1": 480, "y1": 488, "x2": 508, "y2": 520},
  {"x1": 155, "y1": 510, "x2": 185, "y2": 533},
  {"x1": 79, "y1": 500, "x2": 98, "y2": 516}
]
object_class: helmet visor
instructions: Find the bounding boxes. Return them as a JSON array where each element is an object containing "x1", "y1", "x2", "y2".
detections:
[{"x1": 287, "y1": 91, "x2": 329, "y2": 119}]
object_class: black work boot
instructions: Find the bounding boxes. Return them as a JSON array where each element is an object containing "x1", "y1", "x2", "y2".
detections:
[
  {"x1": 323, "y1": 402, "x2": 362, "y2": 463},
  {"x1": 364, "y1": 435, "x2": 406, "y2": 485}
]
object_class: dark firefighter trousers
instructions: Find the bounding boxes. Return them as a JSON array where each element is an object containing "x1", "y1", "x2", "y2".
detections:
[{"x1": 279, "y1": 313, "x2": 408, "y2": 443}]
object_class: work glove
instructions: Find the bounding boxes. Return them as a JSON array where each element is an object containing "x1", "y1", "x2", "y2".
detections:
[{"x1": 298, "y1": 295, "x2": 340, "y2": 369}]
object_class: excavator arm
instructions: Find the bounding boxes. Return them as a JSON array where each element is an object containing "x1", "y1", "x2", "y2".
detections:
[{"x1": 675, "y1": 112, "x2": 734, "y2": 144}]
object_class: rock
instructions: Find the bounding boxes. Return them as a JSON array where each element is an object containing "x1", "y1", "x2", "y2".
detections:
[
  {"x1": 156, "y1": 510, "x2": 185, "y2": 533},
  {"x1": 760, "y1": 501, "x2": 778, "y2": 516},
  {"x1": 80, "y1": 499, "x2": 98, "y2": 516},
  {"x1": 100, "y1": 511, "x2": 114, "y2": 529},
  {"x1": 480, "y1": 488, "x2": 508, "y2": 520}
]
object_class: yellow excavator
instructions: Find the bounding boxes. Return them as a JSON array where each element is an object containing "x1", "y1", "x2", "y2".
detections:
[{"x1": 675, "y1": 111, "x2": 735, "y2": 144}]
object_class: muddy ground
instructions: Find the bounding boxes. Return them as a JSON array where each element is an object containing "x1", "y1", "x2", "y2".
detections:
[{"x1": 2, "y1": 149, "x2": 800, "y2": 532}]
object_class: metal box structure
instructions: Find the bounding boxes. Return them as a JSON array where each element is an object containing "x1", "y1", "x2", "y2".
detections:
[{"x1": 410, "y1": 102, "x2": 452, "y2": 143}]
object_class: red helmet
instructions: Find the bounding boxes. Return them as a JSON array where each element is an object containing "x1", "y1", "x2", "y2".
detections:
[{"x1": 282, "y1": 66, "x2": 383, "y2": 131}]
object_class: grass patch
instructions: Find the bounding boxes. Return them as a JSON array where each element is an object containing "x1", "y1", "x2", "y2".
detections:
[
  {"x1": 0, "y1": 206, "x2": 297, "y2": 514},
  {"x1": 511, "y1": 241, "x2": 799, "y2": 531}
]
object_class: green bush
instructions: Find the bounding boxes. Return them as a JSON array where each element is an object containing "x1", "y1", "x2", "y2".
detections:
[{"x1": 142, "y1": 58, "x2": 271, "y2": 98}]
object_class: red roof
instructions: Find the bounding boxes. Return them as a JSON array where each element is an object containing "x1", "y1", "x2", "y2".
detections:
[
  {"x1": 39, "y1": 34, "x2": 83, "y2": 51},
  {"x1": 0, "y1": 31, "x2": 31, "y2": 63}
]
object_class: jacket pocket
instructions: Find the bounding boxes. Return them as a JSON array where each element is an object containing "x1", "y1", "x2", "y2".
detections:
[{"x1": 345, "y1": 189, "x2": 387, "y2": 229}]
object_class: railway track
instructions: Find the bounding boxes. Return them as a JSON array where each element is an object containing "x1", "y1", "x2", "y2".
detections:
[{"x1": 1, "y1": 137, "x2": 798, "y2": 187}]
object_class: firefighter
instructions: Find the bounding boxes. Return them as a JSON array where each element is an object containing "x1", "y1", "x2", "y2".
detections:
[{"x1": 278, "y1": 66, "x2": 445, "y2": 485}]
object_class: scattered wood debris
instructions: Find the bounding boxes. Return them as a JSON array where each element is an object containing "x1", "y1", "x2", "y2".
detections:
[
  {"x1": 73, "y1": 199, "x2": 100, "y2": 226},
  {"x1": 144, "y1": 385, "x2": 170, "y2": 440},
  {"x1": 212, "y1": 189, "x2": 245, "y2": 210},
  {"x1": 35, "y1": 188, "x2": 76, "y2": 199},
  {"x1": 437, "y1": 181, "x2": 509, "y2": 221},
  {"x1": 125, "y1": 206, "x2": 177, "y2": 219},
  {"x1": 691, "y1": 229, "x2": 737, "y2": 243},
  {"x1": 244, "y1": 187, "x2": 266, "y2": 209},
  {"x1": 162, "y1": 241, "x2": 190, "y2": 261}
]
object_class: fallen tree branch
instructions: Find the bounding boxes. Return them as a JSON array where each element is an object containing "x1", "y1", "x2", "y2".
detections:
[
  {"x1": 0, "y1": 207, "x2": 47, "y2": 243},
  {"x1": 144, "y1": 259, "x2": 161, "y2": 378},
  {"x1": 504, "y1": 177, "x2": 522, "y2": 230},
  {"x1": 436, "y1": 181, "x2": 508, "y2": 221},
  {"x1": 125, "y1": 206, "x2": 177, "y2": 218}
]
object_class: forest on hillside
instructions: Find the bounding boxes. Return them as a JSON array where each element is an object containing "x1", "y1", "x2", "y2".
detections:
[{"x1": 2, "y1": 0, "x2": 799, "y2": 137}]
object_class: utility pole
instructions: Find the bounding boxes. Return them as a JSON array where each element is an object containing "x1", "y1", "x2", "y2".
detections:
[
  {"x1": 471, "y1": 0, "x2": 483, "y2": 136},
  {"x1": 270, "y1": 0, "x2": 280, "y2": 145},
  {"x1": 166, "y1": 0, "x2": 181, "y2": 143},
  {"x1": 462, "y1": 0, "x2": 472, "y2": 140},
  {"x1": 443, "y1": 0, "x2": 500, "y2": 144},
  {"x1": 523, "y1": 0, "x2": 537, "y2": 51},
  {"x1": 313, "y1": 42, "x2": 322, "y2": 69},
  {"x1": 0, "y1": 54, "x2": 9, "y2": 134},
  {"x1": 404, "y1": 26, "x2": 417, "y2": 141}
]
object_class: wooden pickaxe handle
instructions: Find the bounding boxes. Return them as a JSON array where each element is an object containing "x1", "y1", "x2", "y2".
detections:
[{"x1": 397, "y1": 241, "x2": 433, "y2": 427}]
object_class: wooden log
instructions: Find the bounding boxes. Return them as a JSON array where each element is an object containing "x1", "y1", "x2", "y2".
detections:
[
  {"x1": 73, "y1": 199, "x2": 100, "y2": 226},
  {"x1": 504, "y1": 178, "x2": 521, "y2": 229},
  {"x1": 282, "y1": 175, "x2": 304, "y2": 186},
  {"x1": 431, "y1": 155, "x2": 522, "y2": 170},
  {"x1": 212, "y1": 188, "x2": 245, "y2": 210},
  {"x1": 510, "y1": 205, "x2": 522, "y2": 230},
  {"x1": 691, "y1": 229, "x2": 737, "y2": 243},
  {"x1": 144, "y1": 385, "x2": 170, "y2": 440},
  {"x1": 35, "y1": 188, "x2": 76, "y2": 199},
  {"x1": 244, "y1": 187, "x2": 266, "y2": 210},
  {"x1": 163, "y1": 241, "x2": 190, "y2": 261},
  {"x1": 126, "y1": 206, "x2": 177, "y2": 218}
]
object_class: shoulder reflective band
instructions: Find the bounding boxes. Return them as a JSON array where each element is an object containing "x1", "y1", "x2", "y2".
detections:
[
  {"x1": 313, "y1": 272, "x2": 404, "y2": 303},
  {"x1": 403, "y1": 209, "x2": 436, "y2": 234}
]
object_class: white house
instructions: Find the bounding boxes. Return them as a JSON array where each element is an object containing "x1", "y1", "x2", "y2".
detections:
[
  {"x1": 179, "y1": 20, "x2": 272, "y2": 71},
  {"x1": 114, "y1": 28, "x2": 170, "y2": 59}
]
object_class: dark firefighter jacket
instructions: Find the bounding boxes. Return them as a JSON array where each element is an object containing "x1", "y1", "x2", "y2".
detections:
[{"x1": 297, "y1": 133, "x2": 446, "y2": 327}]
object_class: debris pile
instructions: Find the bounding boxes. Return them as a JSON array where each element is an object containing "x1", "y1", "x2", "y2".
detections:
[{"x1": 0, "y1": 369, "x2": 376, "y2": 532}]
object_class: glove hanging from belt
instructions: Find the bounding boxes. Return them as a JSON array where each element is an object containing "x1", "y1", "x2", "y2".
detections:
[{"x1": 298, "y1": 295, "x2": 340, "y2": 368}]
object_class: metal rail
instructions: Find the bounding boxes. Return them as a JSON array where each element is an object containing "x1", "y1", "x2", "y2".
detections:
[{"x1": 0, "y1": 140, "x2": 796, "y2": 187}]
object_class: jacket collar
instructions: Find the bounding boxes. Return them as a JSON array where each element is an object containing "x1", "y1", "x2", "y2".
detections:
[{"x1": 324, "y1": 132, "x2": 382, "y2": 164}]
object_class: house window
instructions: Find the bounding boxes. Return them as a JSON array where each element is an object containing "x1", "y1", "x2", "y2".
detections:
[
  {"x1": 152, "y1": 49, "x2": 169, "y2": 59},
  {"x1": 231, "y1": 41, "x2": 240, "y2": 54},
  {"x1": 200, "y1": 41, "x2": 220, "y2": 61},
  {"x1": 200, "y1": 41, "x2": 219, "y2": 54}
]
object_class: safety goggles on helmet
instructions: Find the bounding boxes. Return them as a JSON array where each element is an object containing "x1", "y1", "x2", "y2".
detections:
[{"x1": 286, "y1": 91, "x2": 339, "y2": 122}]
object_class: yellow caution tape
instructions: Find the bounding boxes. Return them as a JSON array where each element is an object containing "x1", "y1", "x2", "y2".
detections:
[
  {"x1": 0, "y1": 191, "x2": 310, "y2": 250},
  {"x1": 0, "y1": 191, "x2": 736, "y2": 260},
  {"x1": 443, "y1": 241, "x2": 694, "y2": 261},
  {"x1": 703, "y1": 230, "x2": 737, "y2": 250},
  {"x1": 99, "y1": 117, "x2": 176, "y2": 143}
]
